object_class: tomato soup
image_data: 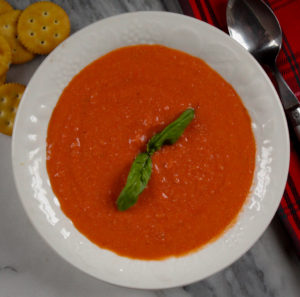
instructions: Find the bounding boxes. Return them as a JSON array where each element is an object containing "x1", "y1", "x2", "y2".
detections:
[{"x1": 46, "y1": 45, "x2": 255, "y2": 260}]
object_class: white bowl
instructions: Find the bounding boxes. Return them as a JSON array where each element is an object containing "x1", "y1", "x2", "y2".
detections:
[{"x1": 12, "y1": 12, "x2": 289, "y2": 289}]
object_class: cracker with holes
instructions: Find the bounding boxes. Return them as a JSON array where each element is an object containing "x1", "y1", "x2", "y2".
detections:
[
  {"x1": 0, "y1": 9, "x2": 34, "y2": 64},
  {"x1": 0, "y1": 0, "x2": 13, "y2": 15},
  {"x1": 0, "y1": 73, "x2": 6, "y2": 85},
  {"x1": 0, "y1": 83, "x2": 25, "y2": 136},
  {"x1": 17, "y1": 1, "x2": 70, "y2": 55},
  {"x1": 0, "y1": 35, "x2": 11, "y2": 77}
]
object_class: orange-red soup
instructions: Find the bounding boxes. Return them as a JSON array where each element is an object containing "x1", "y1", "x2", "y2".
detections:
[{"x1": 47, "y1": 45, "x2": 255, "y2": 260}]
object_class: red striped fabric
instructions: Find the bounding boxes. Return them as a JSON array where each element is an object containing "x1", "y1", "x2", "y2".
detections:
[{"x1": 178, "y1": 0, "x2": 300, "y2": 254}]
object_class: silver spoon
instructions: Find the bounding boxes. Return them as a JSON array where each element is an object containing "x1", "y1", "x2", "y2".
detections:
[{"x1": 226, "y1": 0, "x2": 300, "y2": 142}]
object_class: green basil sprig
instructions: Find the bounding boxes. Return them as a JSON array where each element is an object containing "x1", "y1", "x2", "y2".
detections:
[
  {"x1": 116, "y1": 153, "x2": 152, "y2": 211},
  {"x1": 116, "y1": 108, "x2": 194, "y2": 211},
  {"x1": 147, "y1": 108, "x2": 195, "y2": 156}
]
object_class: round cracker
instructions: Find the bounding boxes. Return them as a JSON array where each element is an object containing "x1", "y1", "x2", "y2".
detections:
[
  {"x1": 0, "y1": 0, "x2": 13, "y2": 15},
  {"x1": 0, "y1": 9, "x2": 20, "y2": 38},
  {"x1": 10, "y1": 36, "x2": 35, "y2": 64},
  {"x1": 0, "y1": 9, "x2": 34, "y2": 64},
  {"x1": 0, "y1": 73, "x2": 6, "y2": 85},
  {"x1": 17, "y1": 1, "x2": 70, "y2": 55},
  {"x1": 0, "y1": 83, "x2": 25, "y2": 136},
  {"x1": 0, "y1": 35, "x2": 11, "y2": 76}
]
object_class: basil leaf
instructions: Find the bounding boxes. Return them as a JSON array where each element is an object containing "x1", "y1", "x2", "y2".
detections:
[
  {"x1": 147, "y1": 108, "x2": 195, "y2": 155},
  {"x1": 116, "y1": 153, "x2": 152, "y2": 211},
  {"x1": 116, "y1": 108, "x2": 194, "y2": 211}
]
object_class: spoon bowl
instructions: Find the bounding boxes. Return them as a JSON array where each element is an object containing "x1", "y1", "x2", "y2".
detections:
[
  {"x1": 227, "y1": 0, "x2": 282, "y2": 64},
  {"x1": 227, "y1": 0, "x2": 300, "y2": 141}
]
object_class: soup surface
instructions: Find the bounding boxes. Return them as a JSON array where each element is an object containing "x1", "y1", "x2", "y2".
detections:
[{"x1": 47, "y1": 45, "x2": 255, "y2": 260}]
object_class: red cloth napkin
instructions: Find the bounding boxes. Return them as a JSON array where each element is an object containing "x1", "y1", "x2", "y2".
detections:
[{"x1": 178, "y1": 0, "x2": 300, "y2": 254}]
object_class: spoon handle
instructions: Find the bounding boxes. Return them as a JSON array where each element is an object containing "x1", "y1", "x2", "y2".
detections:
[{"x1": 270, "y1": 64, "x2": 300, "y2": 143}]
